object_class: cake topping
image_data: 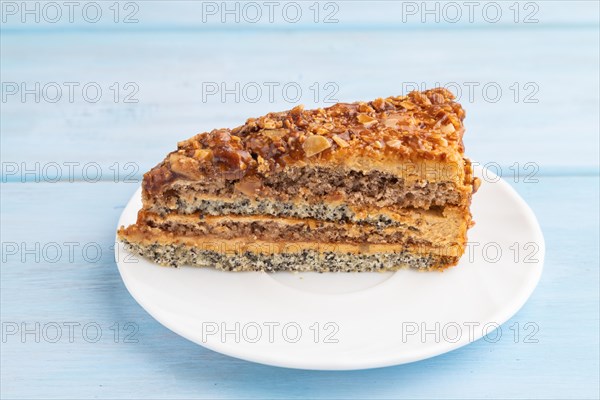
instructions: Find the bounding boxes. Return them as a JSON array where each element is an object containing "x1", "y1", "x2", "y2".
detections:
[
  {"x1": 303, "y1": 135, "x2": 332, "y2": 157},
  {"x1": 145, "y1": 88, "x2": 469, "y2": 193}
]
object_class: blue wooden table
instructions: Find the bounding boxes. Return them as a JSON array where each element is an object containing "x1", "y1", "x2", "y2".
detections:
[{"x1": 1, "y1": 1, "x2": 599, "y2": 398}]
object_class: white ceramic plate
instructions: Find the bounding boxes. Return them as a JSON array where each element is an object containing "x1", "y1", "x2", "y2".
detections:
[{"x1": 115, "y1": 166, "x2": 544, "y2": 370}]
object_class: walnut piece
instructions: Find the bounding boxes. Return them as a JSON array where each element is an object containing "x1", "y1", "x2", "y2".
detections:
[
  {"x1": 262, "y1": 129, "x2": 287, "y2": 141},
  {"x1": 169, "y1": 153, "x2": 203, "y2": 180}
]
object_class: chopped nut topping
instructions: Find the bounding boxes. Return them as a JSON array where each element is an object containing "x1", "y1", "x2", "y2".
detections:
[
  {"x1": 357, "y1": 103, "x2": 374, "y2": 113},
  {"x1": 473, "y1": 177, "x2": 482, "y2": 193},
  {"x1": 384, "y1": 118, "x2": 399, "y2": 128},
  {"x1": 262, "y1": 129, "x2": 287, "y2": 141},
  {"x1": 441, "y1": 123, "x2": 456, "y2": 135},
  {"x1": 431, "y1": 93, "x2": 445, "y2": 105},
  {"x1": 193, "y1": 149, "x2": 213, "y2": 161},
  {"x1": 258, "y1": 117, "x2": 278, "y2": 130},
  {"x1": 143, "y1": 88, "x2": 469, "y2": 195},
  {"x1": 302, "y1": 135, "x2": 332, "y2": 157},
  {"x1": 256, "y1": 155, "x2": 270, "y2": 174},
  {"x1": 168, "y1": 153, "x2": 203, "y2": 180},
  {"x1": 386, "y1": 139, "x2": 403, "y2": 149},
  {"x1": 332, "y1": 135, "x2": 350, "y2": 148},
  {"x1": 357, "y1": 114, "x2": 378, "y2": 128},
  {"x1": 412, "y1": 91, "x2": 432, "y2": 106},
  {"x1": 399, "y1": 101, "x2": 416, "y2": 110},
  {"x1": 371, "y1": 98, "x2": 386, "y2": 111}
]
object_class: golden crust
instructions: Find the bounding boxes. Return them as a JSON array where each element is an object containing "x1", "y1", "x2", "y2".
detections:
[{"x1": 144, "y1": 88, "x2": 472, "y2": 195}]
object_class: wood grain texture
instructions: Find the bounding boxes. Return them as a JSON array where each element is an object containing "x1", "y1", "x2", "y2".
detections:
[
  {"x1": 1, "y1": 1, "x2": 599, "y2": 398},
  {"x1": 2, "y1": 11, "x2": 599, "y2": 175}
]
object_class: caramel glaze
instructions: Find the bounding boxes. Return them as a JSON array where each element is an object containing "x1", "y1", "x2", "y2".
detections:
[{"x1": 144, "y1": 88, "x2": 471, "y2": 195}]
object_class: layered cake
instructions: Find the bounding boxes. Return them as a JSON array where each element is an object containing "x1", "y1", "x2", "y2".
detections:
[{"x1": 118, "y1": 88, "x2": 479, "y2": 271}]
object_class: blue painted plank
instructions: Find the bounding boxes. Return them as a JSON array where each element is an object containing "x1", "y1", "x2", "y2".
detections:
[
  {"x1": 1, "y1": 1, "x2": 598, "y2": 31},
  {"x1": 2, "y1": 27, "x2": 599, "y2": 179}
]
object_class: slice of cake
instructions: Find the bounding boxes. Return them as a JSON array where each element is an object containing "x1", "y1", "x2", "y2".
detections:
[{"x1": 118, "y1": 88, "x2": 479, "y2": 272}]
